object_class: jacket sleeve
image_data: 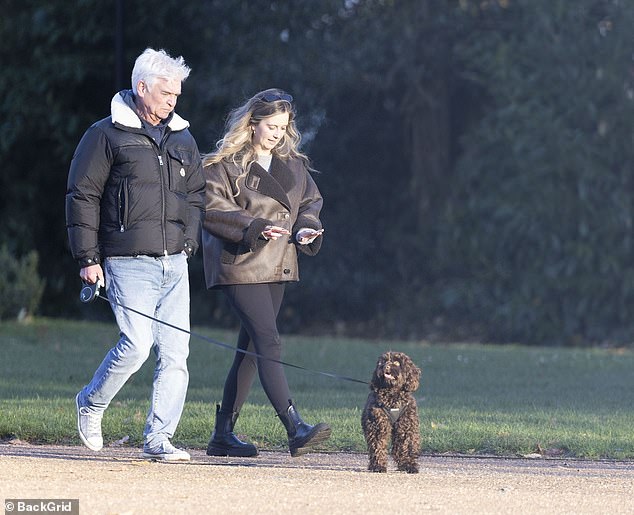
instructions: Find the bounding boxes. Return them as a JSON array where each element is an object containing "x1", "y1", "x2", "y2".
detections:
[
  {"x1": 65, "y1": 126, "x2": 113, "y2": 267},
  {"x1": 183, "y1": 146, "x2": 205, "y2": 255},
  {"x1": 203, "y1": 162, "x2": 271, "y2": 252},
  {"x1": 293, "y1": 168, "x2": 324, "y2": 256}
]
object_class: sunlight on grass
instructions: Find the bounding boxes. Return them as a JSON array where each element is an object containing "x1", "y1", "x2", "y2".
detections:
[{"x1": 1, "y1": 318, "x2": 633, "y2": 459}]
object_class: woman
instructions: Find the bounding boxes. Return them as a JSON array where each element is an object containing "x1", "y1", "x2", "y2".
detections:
[{"x1": 201, "y1": 88, "x2": 330, "y2": 457}]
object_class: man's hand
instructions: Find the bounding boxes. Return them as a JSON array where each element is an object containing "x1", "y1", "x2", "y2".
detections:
[{"x1": 80, "y1": 264, "x2": 105, "y2": 287}]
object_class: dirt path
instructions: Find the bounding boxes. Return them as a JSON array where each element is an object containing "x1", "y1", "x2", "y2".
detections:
[{"x1": 1, "y1": 442, "x2": 633, "y2": 515}]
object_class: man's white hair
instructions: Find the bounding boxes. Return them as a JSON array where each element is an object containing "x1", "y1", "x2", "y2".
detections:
[{"x1": 131, "y1": 48, "x2": 191, "y2": 91}]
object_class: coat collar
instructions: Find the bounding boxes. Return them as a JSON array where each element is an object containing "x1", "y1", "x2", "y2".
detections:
[
  {"x1": 245, "y1": 157, "x2": 295, "y2": 210},
  {"x1": 110, "y1": 90, "x2": 189, "y2": 131},
  {"x1": 270, "y1": 156, "x2": 296, "y2": 193}
]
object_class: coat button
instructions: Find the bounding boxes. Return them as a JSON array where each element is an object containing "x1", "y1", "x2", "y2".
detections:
[{"x1": 283, "y1": 268, "x2": 291, "y2": 274}]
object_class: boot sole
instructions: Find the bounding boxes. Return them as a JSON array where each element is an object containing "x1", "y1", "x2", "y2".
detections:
[
  {"x1": 290, "y1": 424, "x2": 332, "y2": 457},
  {"x1": 206, "y1": 444, "x2": 258, "y2": 458}
]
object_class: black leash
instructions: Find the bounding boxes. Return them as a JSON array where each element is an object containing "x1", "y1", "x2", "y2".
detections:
[{"x1": 81, "y1": 282, "x2": 369, "y2": 386}]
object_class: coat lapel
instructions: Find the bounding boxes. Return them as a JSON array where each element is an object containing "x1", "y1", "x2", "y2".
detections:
[
  {"x1": 269, "y1": 157, "x2": 295, "y2": 193},
  {"x1": 245, "y1": 157, "x2": 294, "y2": 210}
]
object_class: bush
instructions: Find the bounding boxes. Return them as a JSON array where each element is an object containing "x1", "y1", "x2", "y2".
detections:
[{"x1": 0, "y1": 246, "x2": 45, "y2": 321}]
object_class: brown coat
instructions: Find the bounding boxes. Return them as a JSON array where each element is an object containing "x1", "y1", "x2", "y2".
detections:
[{"x1": 202, "y1": 156, "x2": 323, "y2": 288}]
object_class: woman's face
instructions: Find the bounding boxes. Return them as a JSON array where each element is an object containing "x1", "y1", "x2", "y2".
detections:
[{"x1": 252, "y1": 112, "x2": 290, "y2": 155}]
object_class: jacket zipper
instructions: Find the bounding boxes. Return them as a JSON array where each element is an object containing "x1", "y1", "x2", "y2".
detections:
[
  {"x1": 118, "y1": 178, "x2": 128, "y2": 232},
  {"x1": 157, "y1": 153, "x2": 168, "y2": 255},
  {"x1": 159, "y1": 128, "x2": 172, "y2": 256}
]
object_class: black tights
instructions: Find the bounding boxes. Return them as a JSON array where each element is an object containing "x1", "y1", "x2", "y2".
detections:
[{"x1": 219, "y1": 283, "x2": 291, "y2": 414}]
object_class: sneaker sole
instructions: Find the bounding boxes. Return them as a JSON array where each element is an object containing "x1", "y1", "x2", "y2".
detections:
[
  {"x1": 75, "y1": 394, "x2": 103, "y2": 452},
  {"x1": 142, "y1": 452, "x2": 191, "y2": 462}
]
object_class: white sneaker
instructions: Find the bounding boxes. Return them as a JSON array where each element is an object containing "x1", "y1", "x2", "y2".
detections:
[
  {"x1": 142, "y1": 441, "x2": 191, "y2": 462},
  {"x1": 75, "y1": 393, "x2": 103, "y2": 451}
]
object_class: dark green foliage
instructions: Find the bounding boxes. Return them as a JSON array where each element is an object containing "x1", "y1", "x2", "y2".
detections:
[
  {"x1": 0, "y1": 0, "x2": 117, "y2": 316},
  {"x1": 433, "y1": 0, "x2": 634, "y2": 344},
  {"x1": 3, "y1": 0, "x2": 634, "y2": 345},
  {"x1": 0, "y1": 246, "x2": 45, "y2": 320}
]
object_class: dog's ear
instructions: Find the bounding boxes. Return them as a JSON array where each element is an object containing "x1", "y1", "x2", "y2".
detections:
[
  {"x1": 403, "y1": 355, "x2": 421, "y2": 392},
  {"x1": 369, "y1": 355, "x2": 385, "y2": 392},
  {"x1": 370, "y1": 371, "x2": 380, "y2": 392}
]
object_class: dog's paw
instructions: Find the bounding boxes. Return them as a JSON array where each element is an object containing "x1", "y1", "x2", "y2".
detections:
[
  {"x1": 368, "y1": 465, "x2": 387, "y2": 473},
  {"x1": 398, "y1": 462, "x2": 419, "y2": 474}
]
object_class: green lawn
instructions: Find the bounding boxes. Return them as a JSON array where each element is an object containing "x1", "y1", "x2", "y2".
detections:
[{"x1": 1, "y1": 318, "x2": 632, "y2": 459}]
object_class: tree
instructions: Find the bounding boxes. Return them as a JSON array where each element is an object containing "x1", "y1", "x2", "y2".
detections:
[
  {"x1": 434, "y1": 0, "x2": 634, "y2": 344},
  {"x1": 5, "y1": 0, "x2": 633, "y2": 345},
  {"x1": 0, "y1": 0, "x2": 115, "y2": 315}
]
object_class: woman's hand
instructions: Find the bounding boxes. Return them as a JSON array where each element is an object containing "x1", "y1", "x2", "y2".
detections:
[
  {"x1": 296, "y1": 228, "x2": 324, "y2": 245},
  {"x1": 262, "y1": 225, "x2": 291, "y2": 240}
]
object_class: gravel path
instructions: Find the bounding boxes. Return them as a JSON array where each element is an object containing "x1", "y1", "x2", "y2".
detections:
[{"x1": 1, "y1": 442, "x2": 633, "y2": 514}]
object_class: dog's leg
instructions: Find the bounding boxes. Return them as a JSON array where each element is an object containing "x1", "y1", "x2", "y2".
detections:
[
  {"x1": 392, "y1": 412, "x2": 420, "y2": 474},
  {"x1": 363, "y1": 409, "x2": 390, "y2": 473}
]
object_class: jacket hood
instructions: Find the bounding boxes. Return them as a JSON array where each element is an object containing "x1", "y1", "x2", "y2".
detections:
[{"x1": 110, "y1": 90, "x2": 190, "y2": 131}]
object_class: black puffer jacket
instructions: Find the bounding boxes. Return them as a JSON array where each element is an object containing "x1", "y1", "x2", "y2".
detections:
[{"x1": 66, "y1": 91, "x2": 205, "y2": 267}]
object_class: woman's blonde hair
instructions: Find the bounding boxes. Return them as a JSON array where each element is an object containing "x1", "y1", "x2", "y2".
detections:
[{"x1": 203, "y1": 89, "x2": 313, "y2": 193}]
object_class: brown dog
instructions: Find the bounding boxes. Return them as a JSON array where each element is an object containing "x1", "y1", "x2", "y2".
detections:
[{"x1": 361, "y1": 351, "x2": 421, "y2": 473}]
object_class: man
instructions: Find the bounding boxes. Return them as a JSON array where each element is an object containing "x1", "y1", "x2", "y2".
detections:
[{"x1": 66, "y1": 48, "x2": 205, "y2": 461}]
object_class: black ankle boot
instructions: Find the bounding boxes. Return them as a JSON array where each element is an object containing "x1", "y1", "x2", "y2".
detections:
[
  {"x1": 206, "y1": 404, "x2": 258, "y2": 457},
  {"x1": 277, "y1": 400, "x2": 331, "y2": 457}
]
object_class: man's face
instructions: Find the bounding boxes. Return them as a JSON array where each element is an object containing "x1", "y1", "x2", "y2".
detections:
[{"x1": 136, "y1": 77, "x2": 181, "y2": 125}]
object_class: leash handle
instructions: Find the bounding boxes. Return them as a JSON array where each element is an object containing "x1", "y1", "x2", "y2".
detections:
[{"x1": 79, "y1": 281, "x2": 100, "y2": 303}]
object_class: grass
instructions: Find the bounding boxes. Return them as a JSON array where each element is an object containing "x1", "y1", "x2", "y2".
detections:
[{"x1": 1, "y1": 318, "x2": 633, "y2": 459}]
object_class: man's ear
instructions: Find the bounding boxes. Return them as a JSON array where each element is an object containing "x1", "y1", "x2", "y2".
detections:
[{"x1": 136, "y1": 80, "x2": 147, "y2": 98}]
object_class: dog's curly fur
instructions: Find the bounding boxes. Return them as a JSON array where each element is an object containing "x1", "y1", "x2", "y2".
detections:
[{"x1": 361, "y1": 351, "x2": 421, "y2": 473}]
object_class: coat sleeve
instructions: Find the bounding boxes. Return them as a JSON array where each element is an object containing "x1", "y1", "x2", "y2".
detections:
[
  {"x1": 202, "y1": 162, "x2": 271, "y2": 252},
  {"x1": 65, "y1": 126, "x2": 113, "y2": 267},
  {"x1": 293, "y1": 167, "x2": 324, "y2": 256},
  {"x1": 183, "y1": 145, "x2": 205, "y2": 255}
]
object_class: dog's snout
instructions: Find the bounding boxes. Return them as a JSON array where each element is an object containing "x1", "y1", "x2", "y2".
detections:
[{"x1": 384, "y1": 361, "x2": 399, "y2": 373}]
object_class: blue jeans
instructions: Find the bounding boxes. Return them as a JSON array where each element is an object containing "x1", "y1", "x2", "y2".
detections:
[{"x1": 77, "y1": 253, "x2": 190, "y2": 447}]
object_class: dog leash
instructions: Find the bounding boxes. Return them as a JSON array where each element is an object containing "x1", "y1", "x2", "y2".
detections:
[{"x1": 80, "y1": 282, "x2": 369, "y2": 386}]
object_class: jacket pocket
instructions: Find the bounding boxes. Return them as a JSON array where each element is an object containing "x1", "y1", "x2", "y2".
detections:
[
  {"x1": 220, "y1": 242, "x2": 239, "y2": 264},
  {"x1": 117, "y1": 178, "x2": 129, "y2": 232},
  {"x1": 219, "y1": 241, "x2": 254, "y2": 265},
  {"x1": 167, "y1": 148, "x2": 193, "y2": 192}
]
